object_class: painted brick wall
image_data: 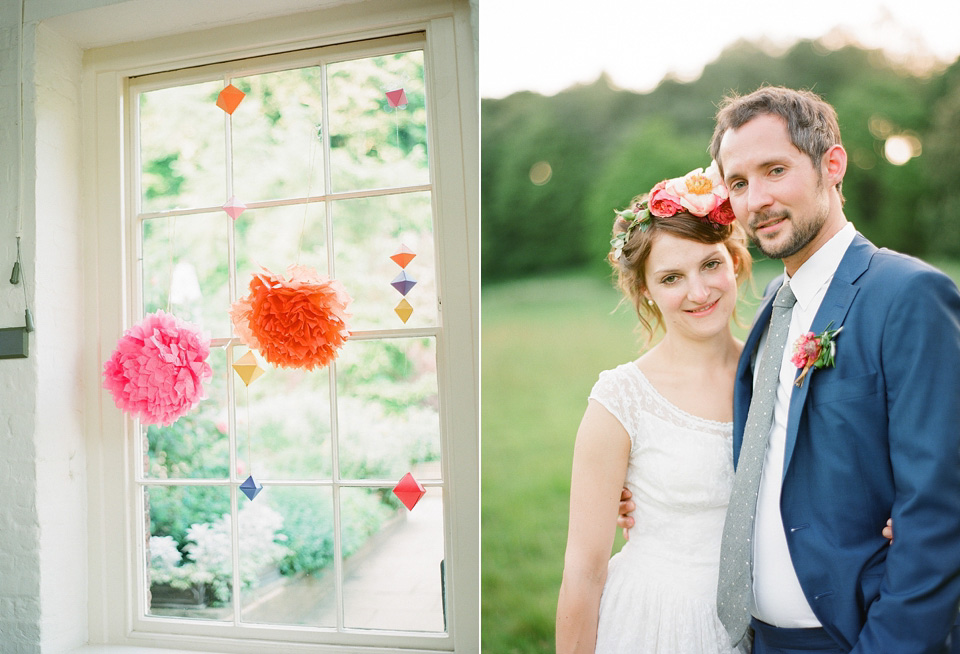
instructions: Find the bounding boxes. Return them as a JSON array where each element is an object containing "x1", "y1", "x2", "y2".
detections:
[
  {"x1": 0, "y1": 7, "x2": 86, "y2": 654},
  {"x1": 0, "y1": 2, "x2": 43, "y2": 653}
]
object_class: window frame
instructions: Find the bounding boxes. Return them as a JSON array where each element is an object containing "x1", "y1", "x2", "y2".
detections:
[{"x1": 83, "y1": 4, "x2": 477, "y2": 652}]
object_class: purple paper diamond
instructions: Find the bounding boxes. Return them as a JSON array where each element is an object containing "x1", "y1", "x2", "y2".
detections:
[
  {"x1": 390, "y1": 270, "x2": 417, "y2": 296},
  {"x1": 240, "y1": 475, "x2": 263, "y2": 501}
]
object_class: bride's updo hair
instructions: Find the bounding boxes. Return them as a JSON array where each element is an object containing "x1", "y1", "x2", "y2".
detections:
[{"x1": 609, "y1": 195, "x2": 752, "y2": 343}]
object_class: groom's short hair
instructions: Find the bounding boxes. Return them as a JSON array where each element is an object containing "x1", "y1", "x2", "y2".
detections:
[{"x1": 709, "y1": 85, "x2": 844, "y2": 204}]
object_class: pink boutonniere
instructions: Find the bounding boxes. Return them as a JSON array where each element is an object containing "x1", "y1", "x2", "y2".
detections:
[{"x1": 791, "y1": 321, "x2": 843, "y2": 388}]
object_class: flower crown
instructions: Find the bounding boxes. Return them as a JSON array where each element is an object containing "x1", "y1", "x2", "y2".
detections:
[{"x1": 611, "y1": 162, "x2": 736, "y2": 259}]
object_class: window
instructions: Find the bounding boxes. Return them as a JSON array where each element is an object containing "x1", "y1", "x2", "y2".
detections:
[{"x1": 85, "y1": 6, "x2": 477, "y2": 652}]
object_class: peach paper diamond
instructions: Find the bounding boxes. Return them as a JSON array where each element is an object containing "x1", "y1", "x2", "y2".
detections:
[
  {"x1": 390, "y1": 244, "x2": 416, "y2": 269},
  {"x1": 393, "y1": 472, "x2": 425, "y2": 511},
  {"x1": 216, "y1": 84, "x2": 246, "y2": 114}
]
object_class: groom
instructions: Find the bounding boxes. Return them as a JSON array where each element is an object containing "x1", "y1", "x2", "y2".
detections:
[{"x1": 623, "y1": 86, "x2": 960, "y2": 653}]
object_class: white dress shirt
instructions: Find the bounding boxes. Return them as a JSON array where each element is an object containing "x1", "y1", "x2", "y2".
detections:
[{"x1": 751, "y1": 222, "x2": 857, "y2": 626}]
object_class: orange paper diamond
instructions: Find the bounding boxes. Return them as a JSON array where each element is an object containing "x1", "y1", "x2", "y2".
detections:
[
  {"x1": 393, "y1": 472, "x2": 425, "y2": 511},
  {"x1": 217, "y1": 84, "x2": 246, "y2": 114},
  {"x1": 390, "y1": 244, "x2": 416, "y2": 269}
]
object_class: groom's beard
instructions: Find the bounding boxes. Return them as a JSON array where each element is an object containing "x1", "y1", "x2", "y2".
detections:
[
  {"x1": 748, "y1": 177, "x2": 831, "y2": 260},
  {"x1": 749, "y1": 193, "x2": 831, "y2": 261},
  {"x1": 748, "y1": 209, "x2": 821, "y2": 260}
]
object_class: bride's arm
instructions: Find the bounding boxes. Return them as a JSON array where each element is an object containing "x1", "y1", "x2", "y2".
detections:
[{"x1": 556, "y1": 400, "x2": 631, "y2": 654}]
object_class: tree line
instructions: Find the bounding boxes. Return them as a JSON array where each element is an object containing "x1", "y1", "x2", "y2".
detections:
[{"x1": 481, "y1": 38, "x2": 960, "y2": 282}]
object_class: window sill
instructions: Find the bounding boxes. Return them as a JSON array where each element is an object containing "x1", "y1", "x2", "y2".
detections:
[{"x1": 71, "y1": 648, "x2": 228, "y2": 654}]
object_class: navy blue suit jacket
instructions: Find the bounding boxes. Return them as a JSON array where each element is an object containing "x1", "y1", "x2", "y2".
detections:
[{"x1": 734, "y1": 233, "x2": 960, "y2": 653}]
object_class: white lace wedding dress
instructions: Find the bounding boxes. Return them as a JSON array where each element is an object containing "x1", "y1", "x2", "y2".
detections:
[{"x1": 590, "y1": 362, "x2": 745, "y2": 654}]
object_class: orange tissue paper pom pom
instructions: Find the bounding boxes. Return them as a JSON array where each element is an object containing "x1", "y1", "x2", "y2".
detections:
[{"x1": 230, "y1": 265, "x2": 352, "y2": 370}]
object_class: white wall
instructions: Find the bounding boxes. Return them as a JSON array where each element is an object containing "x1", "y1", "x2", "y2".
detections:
[
  {"x1": 33, "y1": 21, "x2": 87, "y2": 653},
  {"x1": 0, "y1": 1, "x2": 477, "y2": 652}
]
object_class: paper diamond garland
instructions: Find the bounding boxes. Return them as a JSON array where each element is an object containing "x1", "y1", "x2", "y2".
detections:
[
  {"x1": 393, "y1": 472, "x2": 425, "y2": 511},
  {"x1": 216, "y1": 84, "x2": 246, "y2": 114},
  {"x1": 394, "y1": 298, "x2": 414, "y2": 324},
  {"x1": 390, "y1": 244, "x2": 416, "y2": 269},
  {"x1": 222, "y1": 196, "x2": 247, "y2": 220},
  {"x1": 390, "y1": 270, "x2": 417, "y2": 296},
  {"x1": 233, "y1": 350, "x2": 265, "y2": 386},
  {"x1": 240, "y1": 475, "x2": 263, "y2": 501},
  {"x1": 386, "y1": 88, "x2": 408, "y2": 109}
]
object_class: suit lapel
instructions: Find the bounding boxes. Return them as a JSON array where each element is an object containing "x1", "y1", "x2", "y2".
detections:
[{"x1": 781, "y1": 234, "x2": 876, "y2": 481}]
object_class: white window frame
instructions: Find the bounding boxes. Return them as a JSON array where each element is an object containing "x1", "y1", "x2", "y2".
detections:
[{"x1": 82, "y1": 3, "x2": 477, "y2": 653}]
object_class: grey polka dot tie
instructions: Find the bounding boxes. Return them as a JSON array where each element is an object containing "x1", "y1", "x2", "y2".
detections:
[{"x1": 716, "y1": 282, "x2": 797, "y2": 645}]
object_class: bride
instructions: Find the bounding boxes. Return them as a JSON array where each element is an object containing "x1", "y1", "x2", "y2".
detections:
[{"x1": 556, "y1": 163, "x2": 751, "y2": 654}]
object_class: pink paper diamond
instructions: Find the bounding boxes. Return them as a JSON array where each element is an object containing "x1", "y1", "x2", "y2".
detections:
[
  {"x1": 222, "y1": 196, "x2": 247, "y2": 220},
  {"x1": 393, "y1": 472, "x2": 425, "y2": 511}
]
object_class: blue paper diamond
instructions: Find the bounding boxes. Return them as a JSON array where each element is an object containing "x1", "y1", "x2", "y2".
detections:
[
  {"x1": 390, "y1": 270, "x2": 417, "y2": 296},
  {"x1": 239, "y1": 475, "x2": 263, "y2": 501}
]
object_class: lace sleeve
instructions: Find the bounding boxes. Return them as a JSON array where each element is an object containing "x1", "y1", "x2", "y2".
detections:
[{"x1": 588, "y1": 365, "x2": 644, "y2": 451}]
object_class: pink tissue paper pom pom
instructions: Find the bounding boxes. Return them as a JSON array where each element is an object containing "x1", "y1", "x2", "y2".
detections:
[{"x1": 102, "y1": 310, "x2": 213, "y2": 426}]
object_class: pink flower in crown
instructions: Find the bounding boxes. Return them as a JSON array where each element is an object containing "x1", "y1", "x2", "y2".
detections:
[
  {"x1": 648, "y1": 180, "x2": 683, "y2": 217},
  {"x1": 664, "y1": 162, "x2": 728, "y2": 217}
]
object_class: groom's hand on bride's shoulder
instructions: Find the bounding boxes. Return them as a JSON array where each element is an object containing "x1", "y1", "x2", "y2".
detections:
[{"x1": 617, "y1": 487, "x2": 635, "y2": 540}]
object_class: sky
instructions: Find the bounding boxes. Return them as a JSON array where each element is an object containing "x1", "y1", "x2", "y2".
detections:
[{"x1": 479, "y1": 0, "x2": 960, "y2": 99}]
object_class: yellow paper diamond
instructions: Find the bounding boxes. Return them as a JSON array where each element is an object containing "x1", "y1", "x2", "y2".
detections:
[
  {"x1": 394, "y1": 298, "x2": 414, "y2": 323},
  {"x1": 233, "y1": 350, "x2": 265, "y2": 386}
]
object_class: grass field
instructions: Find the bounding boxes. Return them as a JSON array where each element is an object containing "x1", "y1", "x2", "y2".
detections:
[
  {"x1": 480, "y1": 252, "x2": 960, "y2": 653},
  {"x1": 479, "y1": 259, "x2": 782, "y2": 654}
]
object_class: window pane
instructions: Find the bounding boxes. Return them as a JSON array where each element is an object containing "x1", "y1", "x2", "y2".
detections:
[
  {"x1": 230, "y1": 67, "x2": 325, "y2": 203},
  {"x1": 141, "y1": 212, "x2": 231, "y2": 337},
  {"x1": 233, "y1": 203, "x2": 328, "y2": 292},
  {"x1": 332, "y1": 192, "x2": 436, "y2": 330},
  {"x1": 139, "y1": 81, "x2": 226, "y2": 212},
  {"x1": 327, "y1": 50, "x2": 428, "y2": 192},
  {"x1": 239, "y1": 486, "x2": 335, "y2": 627},
  {"x1": 234, "y1": 347, "x2": 333, "y2": 480},
  {"x1": 341, "y1": 483, "x2": 445, "y2": 632},
  {"x1": 146, "y1": 485, "x2": 233, "y2": 620},
  {"x1": 336, "y1": 338, "x2": 441, "y2": 481},
  {"x1": 132, "y1": 35, "x2": 446, "y2": 640},
  {"x1": 144, "y1": 347, "x2": 230, "y2": 479}
]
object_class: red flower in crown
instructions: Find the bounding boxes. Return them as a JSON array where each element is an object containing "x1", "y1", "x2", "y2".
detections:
[
  {"x1": 708, "y1": 198, "x2": 736, "y2": 225},
  {"x1": 648, "y1": 180, "x2": 683, "y2": 217}
]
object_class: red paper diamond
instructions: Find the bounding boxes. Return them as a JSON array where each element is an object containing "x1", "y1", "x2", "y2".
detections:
[
  {"x1": 217, "y1": 84, "x2": 246, "y2": 115},
  {"x1": 386, "y1": 88, "x2": 408, "y2": 108},
  {"x1": 393, "y1": 472, "x2": 425, "y2": 511}
]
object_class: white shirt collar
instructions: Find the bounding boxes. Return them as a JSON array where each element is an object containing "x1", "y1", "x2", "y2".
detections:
[{"x1": 784, "y1": 222, "x2": 856, "y2": 310}]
